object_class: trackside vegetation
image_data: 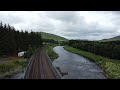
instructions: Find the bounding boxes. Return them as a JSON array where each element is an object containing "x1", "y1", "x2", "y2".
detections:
[
  {"x1": 46, "y1": 44, "x2": 59, "y2": 61},
  {"x1": 0, "y1": 57, "x2": 28, "y2": 79}
]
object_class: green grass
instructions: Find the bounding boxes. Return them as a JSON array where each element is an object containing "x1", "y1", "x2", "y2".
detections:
[
  {"x1": 40, "y1": 32, "x2": 68, "y2": 41},
  {"x1": 64, "y1": 46, "x2": 120, "y2": 79},
  {"x1": 0, "y1": 57, "x2": 28, "y2": 78},
  {"x1": 46, "y1": 44, "x2": 59, "y2": 61}
]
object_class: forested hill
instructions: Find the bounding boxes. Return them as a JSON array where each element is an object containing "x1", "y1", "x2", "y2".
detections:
[{"x1": 40, "y1": 32, "x2": 68, "y2": 41}]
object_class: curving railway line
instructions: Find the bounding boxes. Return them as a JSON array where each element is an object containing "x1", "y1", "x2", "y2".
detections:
[{"x1": 24, "y1": 48, "x2": 61, "y2": 79}]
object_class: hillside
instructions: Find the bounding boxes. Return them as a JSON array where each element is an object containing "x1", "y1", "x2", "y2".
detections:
[
  {"x1": 40, "y1": 32, "x2": 68, "y2": 41},
  {"x1": 110, "y1": 35, "x2": 120, "y2": 40},
  {"x1": 100, "y1": 35, "x2": 120, "y2": 42}
]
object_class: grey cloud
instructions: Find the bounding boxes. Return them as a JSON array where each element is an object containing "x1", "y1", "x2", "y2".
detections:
[
  {"x1": 0, "y1": 11, "x2": 120, "y2": 40},
  {"x1": 45, "y1": 11, "x2": 83, "y2": 23},
  {"x1": 0, "y1": 12, "x2": 23, "y2": 25}
]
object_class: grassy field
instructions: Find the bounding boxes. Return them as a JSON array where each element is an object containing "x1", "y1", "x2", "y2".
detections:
[
  {"x1": 0, "y1": 57, "x2": 28, "y2": 79},
  {"x1": 64, "y1": 46, "x2": 120, "y2": 79},
  {"x1": 46, "y1": 44, "x2": 59, "y2": 61}
]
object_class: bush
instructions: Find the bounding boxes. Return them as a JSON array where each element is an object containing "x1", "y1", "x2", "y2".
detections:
[
  {"x1": 0, "y1": 64, "x2": 15, "y2": 73},
  {"x1": 14, "y1": 59, "x2": 28, "y2": 68},
  {"x1": 24, "y1": 48, "x2": 35, "y2": 59},
  {"x1": 46, "y1": 44, "x2": 59, "y2": 61}
]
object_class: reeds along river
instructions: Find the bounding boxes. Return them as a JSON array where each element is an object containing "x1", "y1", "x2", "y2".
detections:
[{"x1": 53, "y1": 46, "x2": 106, "y2": 79}]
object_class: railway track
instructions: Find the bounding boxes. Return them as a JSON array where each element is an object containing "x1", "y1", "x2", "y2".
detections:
[{"x1": 24, "y1": 48, "x2": 61, "y2": 79}]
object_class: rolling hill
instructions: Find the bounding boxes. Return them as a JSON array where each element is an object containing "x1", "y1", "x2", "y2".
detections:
[
  {"x1": 101, "y1": 35, "x2": 120, "y2": 41},
  {"x1": 40, "y1": 32, "x2": 68, "y2": 41},
  {"x1": 110, "y1": 35, "x2": 120, "y2": 40}
]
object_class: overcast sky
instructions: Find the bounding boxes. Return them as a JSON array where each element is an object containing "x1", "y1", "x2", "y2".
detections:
[{"x1": 0, "y1": 11, "x2": 120, "y2": 40}]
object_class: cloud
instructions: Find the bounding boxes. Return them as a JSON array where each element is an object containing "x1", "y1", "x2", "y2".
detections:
[{"x1": 0, "y1": 11, "x2": 120, "y2": 40}]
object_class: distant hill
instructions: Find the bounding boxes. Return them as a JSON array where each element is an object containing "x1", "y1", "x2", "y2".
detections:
[
  {"x1": 100, "y1": 35, "x2": 120, "y2": 42},
  {"x1": 39, "y1": 32, "x2": 68, "y2": 41},
  {"x1": 110, "y1": 35, "x2": 120, "y2": 40}
]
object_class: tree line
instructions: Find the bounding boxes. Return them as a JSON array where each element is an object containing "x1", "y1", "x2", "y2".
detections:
[
  {"x1": 68, "y1": 40, "x2": 120, "y2": 60},
  {"x1": 0, "y1": 22, "x2": 43, "y2": 56},
  {"x1": 43, "y1": 39, "x2": 59, "y2": 44}
]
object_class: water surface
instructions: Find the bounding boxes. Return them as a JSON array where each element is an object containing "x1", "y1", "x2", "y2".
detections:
[{"x1": 53, "y1": 46, "x2": 106, "y2": 79}]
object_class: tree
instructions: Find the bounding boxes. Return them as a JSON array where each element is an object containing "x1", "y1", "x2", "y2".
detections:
[
  {"x1": 68, "y1": 40, "x2": 120, "y2": 60},
  {"x1": 0, "y1": 22, "x2": 43, "y2": 57}
]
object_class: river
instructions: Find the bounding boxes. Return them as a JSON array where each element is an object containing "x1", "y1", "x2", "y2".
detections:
[{"x1": 53, "y1": 46, "x2": 106, "y2": 79}]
